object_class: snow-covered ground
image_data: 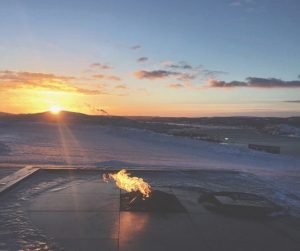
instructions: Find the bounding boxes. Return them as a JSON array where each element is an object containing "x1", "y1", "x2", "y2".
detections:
[
  {"x1": 263, "y1": 124, "x2": 300, "y2": 138},
  {"x1": 0, "y1": 122, "x2": 300, "y2": 216}
]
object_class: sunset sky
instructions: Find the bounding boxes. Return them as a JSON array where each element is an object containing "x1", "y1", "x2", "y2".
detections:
[{"x1": 1, "y1": 0, "x2": 300, "y2": 116}]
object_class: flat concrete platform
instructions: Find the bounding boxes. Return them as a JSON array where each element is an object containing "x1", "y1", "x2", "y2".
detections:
[
  {"x1": 0, "y1": 165, "x2": 39, "y2": 193},
  {"x1": 1, "y1": 169, "x2": 300, "y2": 251}
]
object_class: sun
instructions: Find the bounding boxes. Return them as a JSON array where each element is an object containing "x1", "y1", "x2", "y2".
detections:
[{"x1": 49, "y1": 105, "x2": 62, "y2": 114}]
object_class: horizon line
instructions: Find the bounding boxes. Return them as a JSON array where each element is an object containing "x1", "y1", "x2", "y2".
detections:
[{"x1": 1, "y1": 110, "x2": 300, "y2": 119}]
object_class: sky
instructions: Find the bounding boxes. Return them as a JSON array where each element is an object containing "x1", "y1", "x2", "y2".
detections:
[{"x1": 0, "y1": 0, "x2": 300, "y2": 117}]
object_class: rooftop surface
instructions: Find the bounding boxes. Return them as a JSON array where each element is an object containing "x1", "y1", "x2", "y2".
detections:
[{"x1": 1, "y1": 168, "x2": 300, "y2": 251}]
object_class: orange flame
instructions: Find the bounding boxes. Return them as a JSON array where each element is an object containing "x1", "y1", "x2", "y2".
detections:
[{"x1": 103, "y1": 169, "x2": 151, "y2": 198}]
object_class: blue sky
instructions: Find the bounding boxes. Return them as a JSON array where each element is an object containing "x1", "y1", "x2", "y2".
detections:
[{"x1": 0, "y1": 0, "x2": 300, "y2": 116}]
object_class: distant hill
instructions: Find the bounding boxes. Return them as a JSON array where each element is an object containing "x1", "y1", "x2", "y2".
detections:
[
  {"x1": 0, "y1": 111, "x2": 141, "y2": 127},
  {"x1": 1, "y1": 111, "x2": 299, "y2": 130},
  {"x1": 0, "y1": 112, "x2": 12, "y2": 116},
  {"x1": 131, "y1": 116, "x2": 300, "y2": 128}
]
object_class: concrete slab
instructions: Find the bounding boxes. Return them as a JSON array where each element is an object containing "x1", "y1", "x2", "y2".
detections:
[
  {"x1": 54, "y1": 238, "x2": 118, "y2": 251},
  {"x1": 206, "y1": 240, "x2": 299, "y2": 251},
  {"x1": 190, "y1": 213, "x2": 290, "y2": 241},
  {"x1": 23, "y1": 177, "x2": 121, "y2": 251},
  {"x1": 1, "y1": 169, "x2": 299, "y2": 251},
  {"x1": 58, "y1": 179, "x2": 120, "y2": 195},
  {"x1": 0, "y1": 165, "x2": 39, "y2": 194},
  {"x1": 119, "y1": 212, "x2": 209, "y2": 251},
  {"x1": 27, "y1": 180, "x2": 120, "y2": 212},
  {"x1": 189, "y1": 213, "x2": 299, "y2": 250},
  {"x1": 28, "y1": 211, "x2": 119, "y2": 239},
  {"x1": 264, "y1": 216, "x2": 300, "y2": 243}
]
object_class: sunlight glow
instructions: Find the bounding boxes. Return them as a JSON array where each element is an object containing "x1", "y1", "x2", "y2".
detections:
[{"x1": 50, "y1": 105, "x2": 62, "y2": 114}]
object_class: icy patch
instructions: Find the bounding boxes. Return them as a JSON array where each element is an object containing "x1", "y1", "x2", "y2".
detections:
[{"x1": 49, "y1": 185, "x2": 70, "y2": 192}]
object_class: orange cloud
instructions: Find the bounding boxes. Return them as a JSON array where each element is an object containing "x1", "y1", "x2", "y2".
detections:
[
  {"x1": 168, "y1": 83, "x2": 184, "y2": 89},
  {"x1": 0, "y1": 70, "x2": 105, "y2": 95},
  {"x1": 115, "y1": 84, "x2": 128, "y2": 89},
  {"x1": 90, "y1": 63, "x2": 112, "y2": 70},
  {"x1": 93, "y1": 74, "x2": 121, "y2": 81}
]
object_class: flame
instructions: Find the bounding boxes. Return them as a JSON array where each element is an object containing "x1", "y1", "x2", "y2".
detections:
[{"x1": 103, "y1": 169, "x2": 151, "y2": 198}]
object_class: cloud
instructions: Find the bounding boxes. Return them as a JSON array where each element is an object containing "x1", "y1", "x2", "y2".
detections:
[
  {"x1": 160, "y1": 60, "x2": 174, "y2": 66},
  {"x1": 230, "y1": 0, "x2": 254, "y2": 7},
  {"x1": 134, "y1": 60, "x2": 226, "y2": 88},
  {"x1": 176, "y1": 73, "x2": 196, "y2": 81},
  {"x1": 163, "y1": 60, "x2": 226, "y2": 79},
  {"x1": 137, "y1": 57, "x2": 148, "y2": 63},
  {"x1": 75, "y1": 87, "x2": 104, "y2": 95},
  {"x1": 163, "y1": 60, "x2": 194, "y2": 70},
  {"x1": 168, "y1": 83, "x2": 184, "y2": 89},
  {"x1": 134, "y1": 70, "x2": 181, "y2": 80},
  {"x1": 134, "y1": 69, "x2": 197, "y2": 82},
  {"x1": 0, "y1": 70, "x2": 75, "y2": 82},
  {"x1": 0, "y1": 70, "x2": 105, "y2": 95},
  {"x1": 115, "y1": 84, "x2": 128, "y2": 89},
  {"x1": 208, "y1": 77, "x2": 300, "y2": 88},
  {"x1": 90, "y1": 63, "x2": 112, "y2": 70},
  {"x1": 130, "y1": 45, "x2": 141, "y2": 50},
  {"x1": 283, "y1": 100, "x2": 300, "y2": 103},
  {"x1": 201, "y1": 69, "x2": 227, "y2": 79},
  {"x1": 167, "y1": 62, "x2": 193, "y2": 70},
  {"x1": 93, "y1": 74, "x2": 121, "y2": 81}
]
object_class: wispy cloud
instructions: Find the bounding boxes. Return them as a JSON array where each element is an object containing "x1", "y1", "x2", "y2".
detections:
[
  {"x1": 162, "y1": 60, "x2": 226, "y2": 79},
  {"x1": 134, "y1": 70, "x2": 181, "y2": 80},
  {"x1": 230, "y1": 0, "x2": 254, "y2": 7},
  {"x1": 283, "y1": 100, "x2": 300, "y2": 103},
  {"x1": 93, "y1": 74, "x2": 121, "y2": 81},
  {"x1": 115, "y1": 84, "x2": 128, "y2": 89},
  {"x1": 134, "y1": 59, "x2": 227, "y2": 92},
  {"x1": 208, "y1": 77, "x2": 300, "y2": 88},
  {"x1": 0, "y1": 70, "x2": 75, "y2": 82},
  {"x1": 90, "y1": 63, "x2": 112, "y2": 70},
  {"x1": 130, "y1": 45, "x2": 141, "y2": 50},
  {"x1": 166, "y1": 61, "x2": 193, "y2": 70},
  {"x1": 168, "y1": 83, "x2": 184, "y2": 89},
  {"x1": 201, "y1": 69, "x2": 227, "y2": 79},
  {"x1": 176, "y1": 73, "x2": 197, "y2": 81},
  {"x1": 137, "y1": 57, "x2": 148, "y2": 63},
  {"x1": 134, "y1": 65, "x2": 224, "y2": 82},
  {"x1": 0, "y1": 70, "x2": 105, "y2": 95}
]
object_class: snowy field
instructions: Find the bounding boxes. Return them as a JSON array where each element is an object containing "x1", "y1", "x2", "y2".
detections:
[{"x1": 0, "y1": 122, "x2": 300, "y2": 216}]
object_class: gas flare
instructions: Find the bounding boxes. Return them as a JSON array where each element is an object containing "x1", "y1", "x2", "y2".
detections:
[{"x1": 103, "y1": 169, "x2": 152, "y2": 198}]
